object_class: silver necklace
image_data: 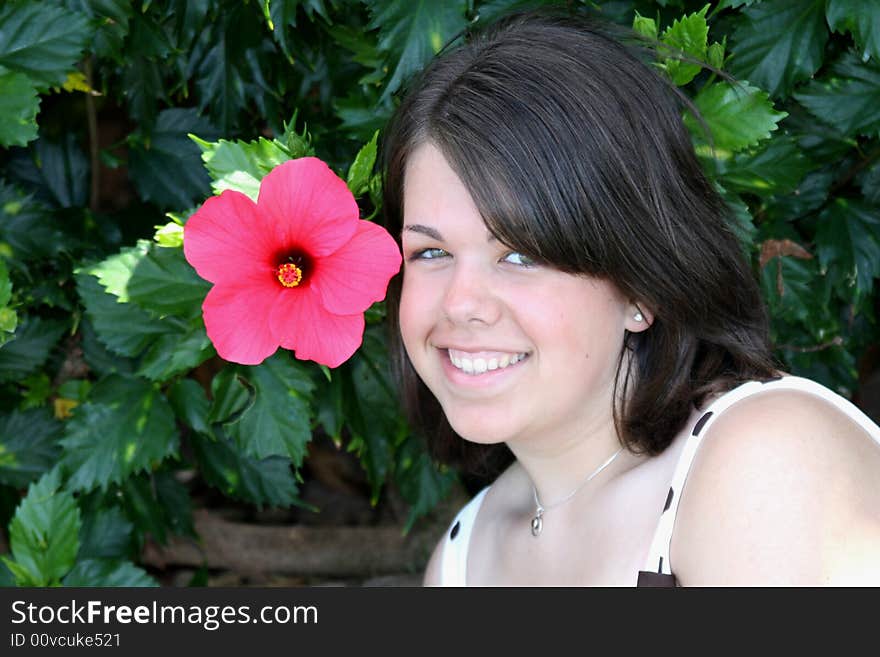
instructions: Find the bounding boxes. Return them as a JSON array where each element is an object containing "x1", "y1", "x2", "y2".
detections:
[{"x1": 530, "y1": 447, "x2": 623, "y2": 537}]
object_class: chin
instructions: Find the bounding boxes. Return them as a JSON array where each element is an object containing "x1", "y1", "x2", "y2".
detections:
[{"x1": 443, "y1": 409, "x2": 520, "y2": 446}]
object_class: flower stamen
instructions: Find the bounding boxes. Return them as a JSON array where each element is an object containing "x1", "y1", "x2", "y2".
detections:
[{"x1": 277, "y1": 262, "x2": 303, "y2": 288}]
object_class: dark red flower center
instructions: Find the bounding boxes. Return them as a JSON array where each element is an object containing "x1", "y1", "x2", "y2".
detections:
[{"x1": 275, "y1": 251, "x2": 312, "y2": 288}]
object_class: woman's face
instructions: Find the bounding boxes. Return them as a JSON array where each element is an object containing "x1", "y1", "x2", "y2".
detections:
[{"x1": 399, "y1": 142, "x2": 645, "y2": 449}]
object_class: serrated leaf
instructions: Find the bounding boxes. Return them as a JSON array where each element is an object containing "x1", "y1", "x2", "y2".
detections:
[
  {"x1": 816, "y1": 198, "x2": 880, "y2": 301},
  {"x1": 346, "y1": 130, "x2": 379, "y2": 197},
  {"x1": 632, "y1": 12, "x2": 658, "y2": 41},
  {"x1": 191, "y1": 135, "x2": 290, "y2": 201},
  {"x1": 760, "y1": 252, "x2": 817, "y2": 324},
  {"x1": 31, "y1": 133, "x2": 90, "y2": 208},
  {"x1": 136, "y1": 321, "x2": 214, "y2": 382},
  {"x1": 62, "y1": 559, "x2": 157, "y2": 586},
  {"x1": 126, "y1": 241, "x2": 211, "y2": 317},
  {"x1": 0, "y1": 2, "x2": 90, "y2": 89},
  {"x1": 60, "y1": 374, "x2": 179, "y2": 492},
  {"x1": 729, "y1": 0, "x2": 827, "y2": 97},
  {"x1": 0, "y1": 66, "x2": 39, "y2": 147},
  {"x1": 4, "y1": 470, "x2": 80, "y2": 586},
  {"x1": 394, "y1": 436, "x2": 456, "y2": 532},
  {"x1": 661, "y1": 4, "x2": 709, "y2": 86},
  {"x1": 859, "y1": 161, "x2": 880, "y2": 204},
  {"x1": 168, "y1": 378, "x2": 212, "y2": 435},
  {"x1": 191, "y1": 431, "x2": 301, "y2": 508},
  {"x1": 826, "y1": 0, "x2": 880, "y2": 62},
  {"x1": 0, "y1": 315, "x2": 66, "y2": 384},
  {"x1": 716, "y1": 184, "x2": 757, "y2": 253},
  {"x1": 718, "y1": 137, "x2": 813, "y2": 196},
  {"x1": 118, "y1": 470, "x2": 194, "y2": 545},
  {"x1": 76, "y1": 273, "x2": 172, "y2": 358},
  {"x1": 68, "y1": 0, "x2": 134, "y2": 62},
  {"x1": 365, "y1": 0, "x2": 469, "y2": 101},
  {"x1": 221, "y1": 354, "x2": 315, "y2": 464},
  {"x1": 764, "y1": 169, "x2": 834, "y2": 220},
  {"x1": 128, "y1": 108, "x2": 218, "y2": 210},
  {"x1": 0, "y1": 257, "x2": 10, "y2": 308},
  {"x1": 794, "y1": 53, "x2": 880, "y2": 138},
  {"x1": 0, "y1": 408, "x2": 62, "y2": 488},
  {"x1": 342, "y1": 326, "x2": 405, "y2": 502},
  {"x1": 77, "y1": 506, "x2": 133, "y2": 560},
  {"x1": 268, "y1": 0, "x2": 330, "y2": 57},
  {"x1": 688, "y1": 81, "x2": 787, "y2": 153},
  {"x1": 0, "y1": 180, "x2": 62, "y2": 262}
]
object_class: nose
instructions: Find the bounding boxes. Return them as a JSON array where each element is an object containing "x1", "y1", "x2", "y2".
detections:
[{"x1": 441, "y1": 260, "x2": 502, "y2": 326}]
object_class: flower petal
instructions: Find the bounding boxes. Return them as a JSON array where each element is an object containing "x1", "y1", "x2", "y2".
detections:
[
  {"x1": 203, "y1": 283, "x2": 283, "y2": 365},
  {"x1": 257, "y1": 158, "x2": 359, "y2": 258},
  {"x1": 269, "y1": 286, "x2": 365, "y2": 368},
  {"x1": 184, "y1": 191, "x2": 277, "y2": 285},
  {"x1": 312, "y1": 220, "x2": 403, "y2": 315}
]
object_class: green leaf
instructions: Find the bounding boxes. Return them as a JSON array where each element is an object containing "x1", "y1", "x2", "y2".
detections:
[
  {"x1": 62, "y1": 559, "x2": 157, "y2": 586},
  {"x1": 32, "y1": 133, "x2": 90, "y2": 208},
  {"x1": 76, "y1": 273, "x2": 172, "y2": 358},
  {"x1": 0, "y1": 66, "x2": 39, "y2": 147},
  {"x1": 729, "y1": 0, "x2": 827, "y2": 97},
  {"x1": 220, "y1": 354, "x2": 315, "y2": 464},
  {"x1": 68, "y1": 0, "x2": 134, "y2": 62},
  {"x1": 394, "y1": 436, "x2": 456, "y2": 532},
  {"x1": 342, "y1": 326, "x2": 405, "y2": 502},
  {"x1": 816, "y1": 198, "x2": 880, "y2": 301},
  {"x1": 764, "y1": 168, "x2": 834, "y2": 220},
  {"x1": 191, "y1": 135, "x2": 291, "y2": 201},
  {"x1": 128, "y1": 108, "x2": 218, "y2": 210},
  {"x1": 859, "y1": 160, "x2": 880, "y2": 204},
  {"x1": 60, "y1": 374, "x2": 179, "y2": 492},
  {"x1": 826, "y1": 0, "x2": 880, "y2": 62},
  {"x1": 0, "y1": 315, "x2": 66, "y2": 384},
  {"x1": 0, "y1": 257, "x2": 10, "y2": 308},
  {"x1": 191, "y1": 431, "x2": 301, "y2": 508},
  {"x1": 0, "y1": 2, "x2": 90, "y2": 89},
  {"x1": 365, "y1": 0, "x2": 469, "y2": 101},
  {"x1": 760, "y1": 252, "x2": 818, "y2": 324},
  {"x1": 632, "y1": 12, "x2": 658, "y2": 41},
  {"x1": 127, "y1": 241, "x2": 211, "y2": 317},
  {"x1": 168, "y1": 378, "x2": 212, "y2": 435},
  {"x1": 346, "y1": 130, "x2": 379, "y2": 197},
  {"x1": 118, "y1": 470, "x2": 194, "y2": 545},
  {"x1": 688, "y1": 81, "x2": 787, "y2": 153},
  {"x1": 77, "y1": 505, "x2": 133, "y2": 560},
  {"x1": 718, "y1": 137, "x2": 813, "y2": 196},
  {"x1": 716, "y1": 185, "x2": 757, "y2": 252},
  {"x1": 3, "y1": 470, "x2": 80, "y2": 586},
  {"x1": 794, "y1": 53, "x2": 880, "y2": 138},
  {"x1": 0, "y1": 408, "x2": 62, "y2": 488},
  {"x1": 268, "y1": 0, "x2": 330, "y2": 57},
  {"x1": 136, "y1": 321, "x2": 214, "y2": 382},
  {"x1": 0, "y1": 180, "x2": 62, "y2": 262},
  {"x1": 660, "y1": 4, "x2": 709, "y2": 86}
]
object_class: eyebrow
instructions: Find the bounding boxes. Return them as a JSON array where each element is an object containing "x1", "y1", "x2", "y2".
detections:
[
  {"x1": 401, "y1": 224, "x2": 442, "y2": 240},
  {"x1": 401, "y1": 223, "x2": 498, "y2": 243}
]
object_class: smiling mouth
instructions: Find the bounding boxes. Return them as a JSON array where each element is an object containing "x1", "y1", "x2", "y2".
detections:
[{"x1": 446, "y1": 348, "x2": 530, "y2": 375}]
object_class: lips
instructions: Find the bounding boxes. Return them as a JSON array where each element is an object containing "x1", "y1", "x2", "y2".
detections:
[{"x1": 445, "y1": 347, "x2": 530, "y2": 375}]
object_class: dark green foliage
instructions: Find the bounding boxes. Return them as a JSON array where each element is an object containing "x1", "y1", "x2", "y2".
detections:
[{"x1": 0, "y1": 0, "x2": 877, "y2": 586}]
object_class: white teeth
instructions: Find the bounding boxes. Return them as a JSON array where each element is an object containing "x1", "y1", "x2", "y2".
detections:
[{"x1": 448, "y1": 350, "x2": 528, "y2": 375}]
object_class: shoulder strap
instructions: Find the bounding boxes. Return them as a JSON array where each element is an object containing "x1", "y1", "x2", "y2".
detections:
[
  {"x1": 640, "y1": 375, "x2": 880, "y2": 578},
  {"x1": 439, "y1": 486, "x2": 490, "y2": 586}
]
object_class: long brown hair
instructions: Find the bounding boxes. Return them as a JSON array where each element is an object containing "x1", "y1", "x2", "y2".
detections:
[{"x1": 381, "y1": 9, "x2": 778, "y2": 476}]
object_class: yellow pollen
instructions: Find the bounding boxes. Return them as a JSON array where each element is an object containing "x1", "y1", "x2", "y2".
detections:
[{"x1": 277, "y1": 262, "x2": 303, "y2": 287}]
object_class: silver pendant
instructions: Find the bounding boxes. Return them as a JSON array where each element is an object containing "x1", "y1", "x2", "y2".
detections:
[{"x1": 531, "y1": 509, "x2": 543, "y2": 537}]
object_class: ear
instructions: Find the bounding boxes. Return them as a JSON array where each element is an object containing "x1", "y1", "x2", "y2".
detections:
[{"x1": 624, "y1": 302, "x2": 654, "y2": 333}]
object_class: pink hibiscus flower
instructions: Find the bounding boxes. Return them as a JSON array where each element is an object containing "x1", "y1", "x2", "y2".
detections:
[{"x1": 183, "y1": 157, "x2": 402, "y2": 367}]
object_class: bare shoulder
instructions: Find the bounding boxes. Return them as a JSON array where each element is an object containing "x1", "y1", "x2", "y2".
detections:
[{"x1": 673, "y1": 387, "x2": 880, "y2": 585}]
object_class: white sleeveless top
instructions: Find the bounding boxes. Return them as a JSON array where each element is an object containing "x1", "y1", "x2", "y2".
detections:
[{"x1": 437, "y1": 375, "x2": 880, "y2": 586}]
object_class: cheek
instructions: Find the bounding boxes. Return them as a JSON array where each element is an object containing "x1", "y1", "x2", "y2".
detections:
[{"x1": 398, "y1": 275, "x2": 428, "y2": 352}]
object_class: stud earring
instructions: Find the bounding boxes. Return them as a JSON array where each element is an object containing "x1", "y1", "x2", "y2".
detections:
[{"x1": 633, "y1": 311, "x2": 644, "y2": 322}]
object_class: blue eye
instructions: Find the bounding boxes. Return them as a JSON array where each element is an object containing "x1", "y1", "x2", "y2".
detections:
[
  {"x1": 409, "y1": 247, "x2": 448, "y2": 261},
  {"x1": 502, "y1": 251, "x2": 536, "y2": 267}
]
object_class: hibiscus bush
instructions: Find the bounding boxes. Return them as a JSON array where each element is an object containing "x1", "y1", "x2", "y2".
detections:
[{"x1": 0, "y1": 0, "x2": 878, "y2": 586}]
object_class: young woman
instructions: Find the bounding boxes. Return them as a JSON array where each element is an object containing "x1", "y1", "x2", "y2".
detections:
[{"x1": 380, "y1": 10, "x2": 880, "y2": 586}]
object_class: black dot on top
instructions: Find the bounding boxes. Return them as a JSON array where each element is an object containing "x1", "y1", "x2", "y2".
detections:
[
  {"x1": 450, "y1": 521, "x2": 460, "y2": 540},
  {"x1": 663, "y1": 487, "x2": 674, "y2": 512},
  {"x1": 691, "y1": 411, "x2": 714, "y2": 436}
]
